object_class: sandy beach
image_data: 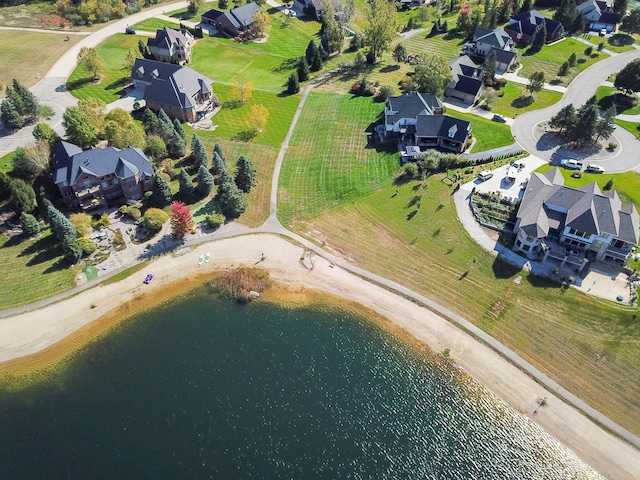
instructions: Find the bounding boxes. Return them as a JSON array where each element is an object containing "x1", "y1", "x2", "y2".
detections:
[{"x1": 0, "y1": 233, "x2": 638, "y2": 479}]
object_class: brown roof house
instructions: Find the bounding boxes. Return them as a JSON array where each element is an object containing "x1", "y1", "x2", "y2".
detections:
[
  {"x1": 131, "y1": 58, "x2": 216, "y2": 123},
  {"x1": 201, "y1": 2, "x2": 260, "y2": 37},
  {"x1": 513, "y1": 168, "x2": 639, "y2": 267},
  {"x1": 383, "y1": 93, "x2": 472, "y2": 154},
  {"x1": 505, "y1": 10, "x2": 565, "y2": 46},
  {"x1": 445, "y1": 55, "x2": 484, "y2": 105},
  {"x1": 52, "y1": 141, "x2": 154, "y2": 212},
  {"x1": 147, "y1": 27, "x2": 194, "y2": 65}
]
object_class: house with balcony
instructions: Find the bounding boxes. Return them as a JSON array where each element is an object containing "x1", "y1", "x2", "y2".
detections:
[
  {"x1": 52, "y1": 141, "x2": 154, "y2": 212},
  {"x1": 383, "y1": 93, "x2": 472, "y2": 153},
  {"x1": 462, "y1": 27, "x2": 517, "y2": 73},
  {"x1": 147, "y1": 27, "x2": 194, "y2": 65},
  {"x1": 513, "y1": 168, "x2": 639, "y2": 267},
  {"x1": 131, "y1": 58, "x2": 215, "y2": 123}
]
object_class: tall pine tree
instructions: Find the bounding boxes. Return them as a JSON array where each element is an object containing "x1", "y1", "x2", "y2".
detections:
[
  {"x1": 235, "y1": 155, "x2": 257, "y2": 193},
  {"x1": 196, "y1": 164, "x2": 215, "y2": 196},
  {"x1": 190, "y1": 134, "x2": 208, "y2": 169},
  {"x1": 217, "y1": 172, "x2": 248, "y2": 218},
  {"x1": 178, "y1": 167, "x2": 195, "y2": 198},
  {"x1": 152, "y1": 174, "x2": 173, "y2": 207}
]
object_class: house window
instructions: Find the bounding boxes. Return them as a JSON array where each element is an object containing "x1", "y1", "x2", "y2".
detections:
[
  {"x1": 516, "y1": 239, "x2": 521, "y2": 247},
  {"x1": 101, "y1": 181, "x2": 108, "y2": 189},
  {"x1": 593, "y1": 241, "x2": 603, "y2": 249},
  {"x1": 527, "y1": 235, "x2": 534, "y2": 241},
  {"x1": 523, "y1": 245, "x2": 530, "y2": 251},
  {"x1": 600, "y1": 232, "x2": 610, "y2": 239},
  {"x1": 114, "y1": 178, "x2": 120, "y2": 185}
]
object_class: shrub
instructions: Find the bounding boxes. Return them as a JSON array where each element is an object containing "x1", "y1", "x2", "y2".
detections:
[
  {"x1": 77, "y1": 237, "x2": 97, "y2": 256},
  {"x1": 604, "y1": 177, "x2": 614, "y2": 190},
  {"x1": 93, "y1": 214, "x2": 110, "y2": 228},
  {"x1": 584, "y1": 46, "x2": 593, "y2": 56},
  {"x1": 206, "y1": 212, "x2": 226, "y2": 229},
  {"x1": 125, "y1": 206, "x2": 142, "y2": 221},
  {"x1": 375, "y1": 85, "x2": 395, "y2": 102},
  {"x1": 143, "y1": 207, "x2": 169, "y2": 233},
  {"x1": 608, "y1": 141, "x2": 618, "y2": 150}
]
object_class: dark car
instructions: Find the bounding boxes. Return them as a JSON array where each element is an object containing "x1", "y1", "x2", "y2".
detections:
[
  {"x1": 143, "y1": 273, "x2": 155, "y2": 284},
  {"x1": 125, "y1": 27, "x2": 136, "y2": 34},
  {"x1": 492, "y1": 114, "x2": 506, "y2": 123}
]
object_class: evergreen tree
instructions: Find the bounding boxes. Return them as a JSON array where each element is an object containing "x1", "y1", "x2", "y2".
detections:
[
  {"x1": 217, "y1": 172, "x2": 248, "y2": 218},
  {"x1": 520, "y1": 0, "x2": 532, "y2": 14},
  {"x1": 190, "y1": 134, "x2": 208, "y2": 169},
  {"x1": 235, "y1": 155, "x2": 257, "y2": 193},
  {"x1": 497, "y1": 0, "x2": 511, "y2": 23},
  {"x1": 173, "y1": 118, "x2": 186, "y2": 141},
  {"x1": 483, "y1": 50, "x2": 497, "y2": 82},
  {"x1": 594, "y1": 105, "x2": 617, "y2": 142},
  {"x1": 0, "y1": 172, "x2": 11, "y2": 198},
  {"x1": 306, "y1": 41, "x2": 323, "y2": 71},
  {"x1": 287, "y1": 73, "x2": 300, "y2": 94},
  {"x1": 62, "y1": 233, "x2": 83, "y2": 264},
  {"x1": 9, "y1": 178, "x2": 36, "y2": 214},
  {"x1": 47, "y1": 205, "x2": 77, "y2": 242},
  {"x1": 214, "y1": 142, "x2": 227, "y2": 165},
  {"x1": 166, "y1": 129, "x2": 187, "y2": 159},
  {"x1": 554, "y1": 0, "x2": 576, "y2": 31},
  {"x1": 532, "y1": 22, "x2": 547, "y2": 51},
  {"x1": 12, "y1": 79, "x2": 39, "y2": 119},
  {"x1": 156, "y1": 109, "x2": 174, "y2": 138},
  {"x1": 0, "y1": 98, "x2": 25, "y2": 130},
  {"x1": 178, "y1": 167, "x2": 195, "y2": 198},
  {"x1": 20, "y1": 211, "x2": 41, "y2": 237},
  {"x1": 572, "y1": 11, "x2": 585, "y2": 33},
  {"x1": 558, "y1": 61, "x2": 570, "y2": 76},
  {"x1": 550, "y1": 103, "x2": 577, "y2": 135},
  {"x1": 152, "y1": 174, "x2": 173, "y2": 207},
  {"x1": 568, "y1": 52, "x2": 577, "y2": 67},
  {"x1": 212, "y1": 150, "x2": 227, "y2": 177},
  {"x1": 196, "y1": 164, "x2": 215, "y2": 196},
  {"x1": 613, "y1": 0, "x2": 627, "y2": 14},
  {"x1": 138, "y1": 39, "x2": 150, "y2": 59},
  {"x1": 297, "y1": 57, "x2": 310, "y2": 82},
  {"x1": 142, "y1": 108, "x2": 159, "y2": 133},
  {"x1": 569, "y1": 102, "x2": 599, "y2": 146}
]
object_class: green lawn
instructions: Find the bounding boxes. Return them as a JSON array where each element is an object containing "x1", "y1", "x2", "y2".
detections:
[
  {"x1": 130, "y1": 17, "x2": 179, "y2": 32},
  {"x1": 489, "y1": 82, "x2": 562, "y2": 118},
  {"x1": 536, "y1": 163, "x2": 640, "y2": 208},
  {"x1": 278, "y1": 92, "x2": 400, "y2": 225},
  {"x1": 0, "y1": 232, "x2": 77, "y2": 309},
  {"x1": 518, "y1": 37, "x2": 604, "y2": 86},
  {"x1": 67, "y1": 33, "x2": 141, "y2": 103},
  {"x1": 446, "y1": 109, "x2": 514, "y2": 152},
  {"x1": 596, "y1": 86, "x2": 640, "y2": 115},
  {"x1": 401, "y1": 28, "x2": 466, "y2": 60},
  {"x1": 0, "y1": 152, "x2": 15, "y2": 173},
  {"x1": 615, "y1": 118, "x2": 640, "y2": 141}
]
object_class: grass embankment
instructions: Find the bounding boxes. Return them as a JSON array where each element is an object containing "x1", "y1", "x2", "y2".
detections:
[
  {"x1": 489, "y1": 82, "x2": 562, "y2": 118},
  {"x1": 0, "y1": 30, "x2": 84, "y2": 92},
  {"x1": 518, "y1": 38, "x2": 604, "y2": 86},
  {"x1": 279, "y1": 95, "x2": 640, "y2": 435},
  {"x1": 615, "y1": 119, "x2": 640, "y2": 141},
  {"x1": 596, "y1": 86, "x2": 640, "y2": 115},
  {"x1": 0, "y1": 232, "x2": 77, "y2": 309},
  {"x1": 446, "y1": 110, "x2": 514, "y2": 152}
]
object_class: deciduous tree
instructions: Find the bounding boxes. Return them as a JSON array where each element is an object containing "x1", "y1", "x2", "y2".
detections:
[
  {"x1": 363, "y1": 0, "x2": 397, "y2": 63},
  {"x1": 526, "y1": 71, "x2": 545, "y2": 98},
  {"x1": 33, "y1": 123, "x2": 61, "y2": 149},
  {"x1": 77, "y1": 47, "x2": 106, "y2": 80},
  {"x1": 407, "y1": 54, "x2": 453, "y2": 98},
  {"x1": 170, "y1": 201, "x2": 194, "y2": 238},
  {"x1": 614, "y1": 58, "x2": 640, "y2": 95},
  {"x1": 250, "y1": 104, "x2": 269, "y2": 132},
  {"x1": 320, "y1": 0, "x2": 343, "y2": 54},
  {"x1": 12, "y1": 141, "x2": 51, "y2": 179},
  {"x1": 392, "y1": 44, "x2": 407, "y2": 64},
  {"x1": 621, "y1": 8, "x2": 640, "y2": 34},
  {"x1": 104, "y1": 108, "x2": 146, "y2": 149},
  {"x1": 122, "y1": 47, "x2": 139, "y2": 70},
  {"x1": 63, "y1": 106, "x2": 97, "y2": 147},
  {"x1": 483, "y1": 50, "x2": 496, "y2": 82},
  {"x1": 231, "y1": 78, "x2": 254, "y2": 103},
  {"x1": 252, "y1": 11, "x2": 271, "y2": 37}
]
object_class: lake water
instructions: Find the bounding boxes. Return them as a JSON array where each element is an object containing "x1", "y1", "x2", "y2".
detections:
[{"x1": 0, "y1": 287, "x2": 603, "y2": 479}]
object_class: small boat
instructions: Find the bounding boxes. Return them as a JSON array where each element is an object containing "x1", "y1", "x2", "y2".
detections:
[
  {"x1": 249, "y1": 290, "x2": 260, "y2": 298},
  {"x1": 205, "y1": 252, "x2": 211, "y2": 263},
  {"x1": 198, "y1": 254, "x2": 204, "y2": 265}
]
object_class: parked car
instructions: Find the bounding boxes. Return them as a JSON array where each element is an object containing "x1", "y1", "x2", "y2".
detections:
[
  {"x1": 478, "y1": 170, "x2": 494, "y2": 181},
  {"x1": 560, "y1": 159, "x2": 583, "y2": 170},
  {"x1": 599, "y1": 28, "x2": 607, "y2": 36},
  {"x1": 511, "y1": 161, "x2": 525, "y2": 171},
  {"x1": 125, "y1": 27, "x2": 136, "y2": 34},
  {"x1": 143, "y1": 273, "x2": 155, "y2": 284},
  {"x1": 492, "y1": 114, "x2": 506, "y2": 123},
  {"x1": 585, "y1": 164, "x2": 605, "y2": 173}
]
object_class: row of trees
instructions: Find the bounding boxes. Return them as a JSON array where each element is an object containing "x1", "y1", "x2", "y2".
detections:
[
  {"x1": 549, "y1": 97, "x2": 616, "y2": 147},
  {"x1": 1, "y1": 79, "x2": 47, "y2": 130}
]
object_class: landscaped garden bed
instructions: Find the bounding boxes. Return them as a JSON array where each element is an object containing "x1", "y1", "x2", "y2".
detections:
[{"x1": 470, "y1": 190, "x2": 519, "y2": 232}]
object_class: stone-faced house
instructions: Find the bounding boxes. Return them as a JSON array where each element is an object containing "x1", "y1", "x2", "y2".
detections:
[
  {"x1": 201, "y1": 2, "x2": 260, "y2": 37},
  {"x1": 445, "y1": 55, "x2": 484, "y2": 105},
  {"x1": 52, "y1": 141, "x2": 154, "y2": 212},
  {"x1": 462, "y1": 27, "x2": 517, "y2": 73},
  {"x1": 576, "y1": 0, "x2": 620, "y2": 33},
  {"x1": 131, "y1": 58, "x2": 215, "y2": 123},
  {"x1": 147, "y1": 27, "x2": 194, "y2": 65},
  {"x1": 505, "y1": 10, "x2": 565, "y2": 45},
  {"x1": 384, "y1": 93, "x2": 472, "y2": 153},
  {"x1": 513, "y1": 168, "x2": 639, "y2": 266}
]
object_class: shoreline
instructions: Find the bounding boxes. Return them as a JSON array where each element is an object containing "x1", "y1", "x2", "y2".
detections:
[{"x1": 0, "y1": 233, "x2": 639, "y2": 478}]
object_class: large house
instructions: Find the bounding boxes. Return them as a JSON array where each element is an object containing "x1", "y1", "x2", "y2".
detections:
[
  {"x1": 147, "y1": 27, "x2": 194, "y2": 65},
  {"x1": 52, "y1": 141, "x2": 154, "y2": 212},
  {"x1": 445, "y1": 55, "x2": 484, "y2": 105},
  {"x1": 513, "y1": 168, "x2": 639, "y2": 266},
  {"x1": 131, "y1": 58, "x2": 215, "y2": 123},
  {"x1": 462, "y1": 27, "x2": 517, "y2": 73},
  {"x1": 384, "y1": 93, "x2": 472, "y2": 154},
  {"x1": 505, "y1": 10, "x2": 565, "y2": 45},
  {"x1": 201, "y1": 2, "x2": 260, "y2": 37},
  {"x1": 576, "y1": 0, "x2": 620, "y2": 33}
]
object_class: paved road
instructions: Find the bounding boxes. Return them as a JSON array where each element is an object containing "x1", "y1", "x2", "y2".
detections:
[{"x1": 512, "y1": 48, "x2": 640, "y2": 173}]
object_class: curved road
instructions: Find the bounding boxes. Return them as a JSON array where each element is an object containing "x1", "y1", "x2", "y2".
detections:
[
  {"x1": 1, "y1": 4, "x2": 640, "y2": 460},
  {"x1": 512, "y1": 48, "x2": 640, "y2": 173}
]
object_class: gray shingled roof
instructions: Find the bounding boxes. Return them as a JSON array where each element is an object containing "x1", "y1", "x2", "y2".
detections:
[
  {"x1": 147, "y1": 27, "x2": 192, "y2": 50},
  {"x1": 53, "y1": 145, "x2": 153, "y2": 187},
  {"x1": 132, "y1": 58, "x2": 213, "y2": 110},
  {"x1": 386, "y1": 93, "x2": 443, "y2": 125},
  {"x1": 515, "y1": 168, "x2": 639, "y2": 243},
  {"x1": 226, "y1": 2, "x2": 260, "y2": 29},
  {"x1": 415, "y1": 114, "x2": 471, "y2": 143}
]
